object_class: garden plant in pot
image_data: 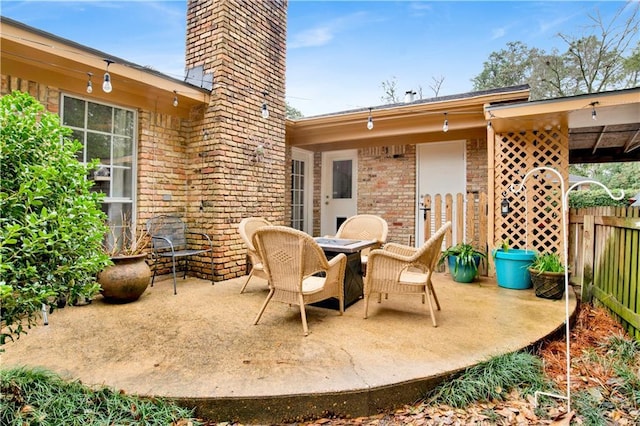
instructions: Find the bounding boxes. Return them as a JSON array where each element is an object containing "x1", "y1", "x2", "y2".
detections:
[
  {"x1": 493, "y1": 239, "x2": 536, "y2": 290},
  {"x1": 529, "y1": 252, "x2": 566, "y2": 300},
  {"x1": 98, "y1": 221, "x2": 151, "y2": 303},
  {"x1": 438, "y1": 243, "x2": 486, "y2": 283}
]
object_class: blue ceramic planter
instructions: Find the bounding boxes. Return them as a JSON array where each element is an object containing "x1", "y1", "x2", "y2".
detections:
[
  {"x1": 447, "y1": 255, "x2": 481, "y2": 283},
  {"x1": 493, "y1": 249, "x2": 536, "y2": 289}
]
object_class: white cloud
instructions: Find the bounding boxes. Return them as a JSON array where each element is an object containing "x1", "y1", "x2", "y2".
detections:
[
  {"x1": 491, "y1": 27, "x2": 506, "y2": 40},
  {"x1": 289, "y1": 26, "x2": 334, "y2": 49},
  {"x1": 409, "y1": 1, "x2": 432, "y2": 16},
  {"x1": 288, "y1": 11, "x2": 374, "y2": 49}
]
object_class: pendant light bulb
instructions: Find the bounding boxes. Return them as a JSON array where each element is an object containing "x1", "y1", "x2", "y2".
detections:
[
  {"x1": 261, "y1": 91, "x2": 269, "y2": 119},
  {"x1": 367, "y1": 108, "x2": 373, "y2": 130},
  {"x1": 173, "y1": 91, "x2": 178, "y2": 107},
  {"x1": 442, "y1": 113, "x2": 449, "y2": 132},
  {"x1": 102, "y1": 73, "x2": 112, "y2": 93},
  {"x1": 102, "y1": 59, "x2": 114, "y2": 93},
  {"x1": 86, "y1": 72, "x2": 93, "y2": 94}
]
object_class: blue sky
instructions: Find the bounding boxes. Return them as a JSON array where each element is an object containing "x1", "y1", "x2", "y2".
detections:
[{"x1": 1, "y1": 1, "x2": 635, "y2": 116}]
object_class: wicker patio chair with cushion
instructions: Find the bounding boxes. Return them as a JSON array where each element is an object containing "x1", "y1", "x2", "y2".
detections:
[
  {"x1": 363, "y1": 221, "x2": 451, "y2": 327},
  {"x1": 237, "y1": 217, "x2": 272, "y2": 293},
  {"x1": 252, "y1": 226, "x2": 347, "y2": 336},
  {"x1": 333, "y1": 214, "x2": 388, "y2": 272},
  {"x1": 146, "y1": 215, "x2": 213, "y2": 295}
]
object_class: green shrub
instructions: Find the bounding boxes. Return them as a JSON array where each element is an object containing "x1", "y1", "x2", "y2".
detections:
[
  {"x1": 0, "y1": 91, "x2": 110, "y2": 344},
  {"x1": 0, "y1": 367, "x2": 198, "y2": 425},
  {"x1": 568, "y1": 187, "x2": 635, "y2": 208},
  {"x1": 425, "y1": 351, "x2": 554, "y2": 408}
]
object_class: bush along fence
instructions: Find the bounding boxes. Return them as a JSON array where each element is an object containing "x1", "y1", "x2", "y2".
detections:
[{"x1": 569, "y1": 206, "x2": 640, "y2": 340}]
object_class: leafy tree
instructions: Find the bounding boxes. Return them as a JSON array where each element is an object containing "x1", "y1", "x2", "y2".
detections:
[
  {"x1": 570, "y1": 162, "x2": 640, "y2": 190},
  {"x1": 0, "y1": 91, "x2": 110, "y2": 344},
  {"x1": 472, "y1": 3, "x2": 639, "y2": 99},
  {"x1": 285, "y1": 101, "x2": 304, "y2": 119},
  {"x1": 472, "y1": 41, "x2": 541, "y2": 92}
]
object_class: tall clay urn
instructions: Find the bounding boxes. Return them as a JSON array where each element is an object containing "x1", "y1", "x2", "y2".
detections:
[{"x1": 98, "y1": 254, "x2": 151, "y2": 303}]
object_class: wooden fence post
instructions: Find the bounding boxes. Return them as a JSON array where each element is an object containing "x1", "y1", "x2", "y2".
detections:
[{"x1": 581, "y1": 215, "x2": 595, "y2": 303}]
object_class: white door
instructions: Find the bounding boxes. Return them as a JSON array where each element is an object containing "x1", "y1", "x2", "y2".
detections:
[
  {"x1": 290, "y1": 148, "x2": 313, "y2": 234},
  {"x1": 321, "y1": 150, "x2": 357, "y2": 236},
  {"x1": 416, "y1": 141, "x2": 466, "y2": 245}
]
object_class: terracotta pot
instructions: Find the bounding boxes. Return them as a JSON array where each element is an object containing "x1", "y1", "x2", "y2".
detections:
[{"x1": 98, "y1": 254, "x2": 150, "y2": 303}]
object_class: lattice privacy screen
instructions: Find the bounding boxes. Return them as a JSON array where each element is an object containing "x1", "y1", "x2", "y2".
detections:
[{"x1": 494, "y1": 127, "x2": 569, "y2": 254}]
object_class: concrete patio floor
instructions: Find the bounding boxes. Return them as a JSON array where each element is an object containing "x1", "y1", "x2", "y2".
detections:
[{"x1": 1, "y1": 273, "x2": 576, "y2": 423}]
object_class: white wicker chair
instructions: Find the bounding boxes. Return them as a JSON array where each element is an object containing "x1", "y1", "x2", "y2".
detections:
[
  {"x1": 252, "y1": 226, "x2": 347, "y2": 336},
  {"x1": 238, "y1": 217, "x2": 272, "y2": 293},
  {"x1": 333, "y1": 214, "x2": 388, "y2": 271},
  {"x1": 363, "y1": 222, "x2": 451, "y2": 326}
]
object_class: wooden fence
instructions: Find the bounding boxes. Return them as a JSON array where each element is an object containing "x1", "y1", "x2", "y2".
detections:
[
  {"x1": 422, "y1": 192, "x2": 488, "y2": 275},
  {"x1": 569, "y1": 206, "x2": 640, "y2": 339}
]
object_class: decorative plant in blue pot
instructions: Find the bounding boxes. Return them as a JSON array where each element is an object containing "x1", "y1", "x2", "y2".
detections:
[
  {"x1": 438, "y1": 243, "x2": 486, "y2": 283},
  {"x1": 492, "y1": 240, "x2": 536, "y2": 290}
]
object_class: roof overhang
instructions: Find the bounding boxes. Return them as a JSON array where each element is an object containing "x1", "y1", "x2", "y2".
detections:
[
  {"x1": 486, "y1": 88, "x2": 640, "y2": 163},
  {"x1": 287, "y1": 87, "x2": 530, "y2": 152},
  {"x1": 1, "y1": 17, "x2": 210, "y2": 118}
]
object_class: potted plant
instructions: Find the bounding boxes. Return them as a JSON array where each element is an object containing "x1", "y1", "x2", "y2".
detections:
[
  {"x1": 438, "y1": 243, "x2": 486, "y2": 283},
  {"x1": 492, "y1": 239, "x2": 536, "y2": 290},
  {"x1": 97, "y1": 219, "x2": 151, "y2": 303},
  {"x1": 529, "y1": 252, "x2": 566, "y2": 300}
]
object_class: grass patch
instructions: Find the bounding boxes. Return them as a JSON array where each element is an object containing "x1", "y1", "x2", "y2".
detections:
[
  {"x1": 0, "y1": 367, "x2": 198, "y2": 425},
  {"x1": 425, "y1": 351, "x2": 554, "y2": 408}
]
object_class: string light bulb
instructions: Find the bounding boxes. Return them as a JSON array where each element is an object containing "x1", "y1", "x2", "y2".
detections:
[
  {"x1": 367, "y1": 108, "x2": 373, "y2": 130},
  {"x1": 102, "y1": 59, "x2": 114, "y2": 93},
  {"x1": 86, "y1": 72, "x2": 93, "y2": 94},
  {"x1": 442, "y1": 112, "x2": 449, "y2": 132},
  {"x1": 590, "y1": 101, "x2": 599, "y2": 121},
  {"x1": 487, "y1": 120, "x2": 492, "y2": 130},
  {"x1": 261, "y1": 91, "x2": 269, "y2": 119},
  {"x1": 173, "y1": 91, "x2": 178, "y2": 107}
]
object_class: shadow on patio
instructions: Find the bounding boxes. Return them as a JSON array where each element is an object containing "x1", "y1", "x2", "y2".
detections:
[{"x1": 1, "y1": 273, "x2": 576, "y2": 423}]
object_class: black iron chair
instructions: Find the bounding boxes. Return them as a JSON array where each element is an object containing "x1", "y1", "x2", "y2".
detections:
[{"x1": 146, "y1": 215, "x2": 214, "y2": 294}]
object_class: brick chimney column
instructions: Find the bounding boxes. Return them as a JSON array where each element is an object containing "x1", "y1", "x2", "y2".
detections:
[{"x1": 185, "y1": 0, "x2": 287, "y2": 280}]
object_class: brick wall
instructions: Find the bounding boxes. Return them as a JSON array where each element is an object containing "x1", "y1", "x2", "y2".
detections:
[
  {"x1": 310, "y1": 140, "x2": 489, "y2": 248},
  {"x1": 2, "y1": 75, "x2": 60, "y2": 112},
  {"x1": 466, "y1": 138, "x2": 488, "y2": 194},
  {"x1": 358, "y1": 145, "x2": 417, "y2": 245},
  {"x1": 185, "y1": 0, "x2": 287, "y2": 280},
  {"x1": 1, "y1": 73, "x2": 210, "y2": 276}
]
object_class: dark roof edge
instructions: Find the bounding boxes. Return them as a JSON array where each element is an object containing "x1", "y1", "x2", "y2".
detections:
[
  {"x1": 1, "y1": 16, "x2": 208, "y2": 93},
  {"x1": 486, "y1": 86, "x2": 640, "y2": 112},
  {"x1": 297, "y1": 84, "x2": 530, "y2": 120}
]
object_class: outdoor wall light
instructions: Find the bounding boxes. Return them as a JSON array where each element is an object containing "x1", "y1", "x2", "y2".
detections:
[
  {"x1": 173, "y1": 91, "x2": 178, "y2": 107},
  {"x1": 501, "y1": 191, "x2": 511, "y2": 217},
  {"x1": 86, "y1": 72, "x2": 93, "y2": 94},
  {"x1": 102, "y1": 59, "x2": 114, "y2": 93},
  {"x1": 261, "y1": 91, "x2": 269, "y2": 119},
  {"x1": 442, "y1": 112, "x2": 449, "y2": 132},
  {"x1": 367, "y1": 108, "x2": 374, "y2": 130},
  {"x1": 590, "y1": 101, "x2": 599, "y2": 120}
]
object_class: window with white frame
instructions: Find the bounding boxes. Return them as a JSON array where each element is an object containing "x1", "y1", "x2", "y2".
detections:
[{"x1": 61, "y1": 95, "x2": 137, "y2": 244}]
